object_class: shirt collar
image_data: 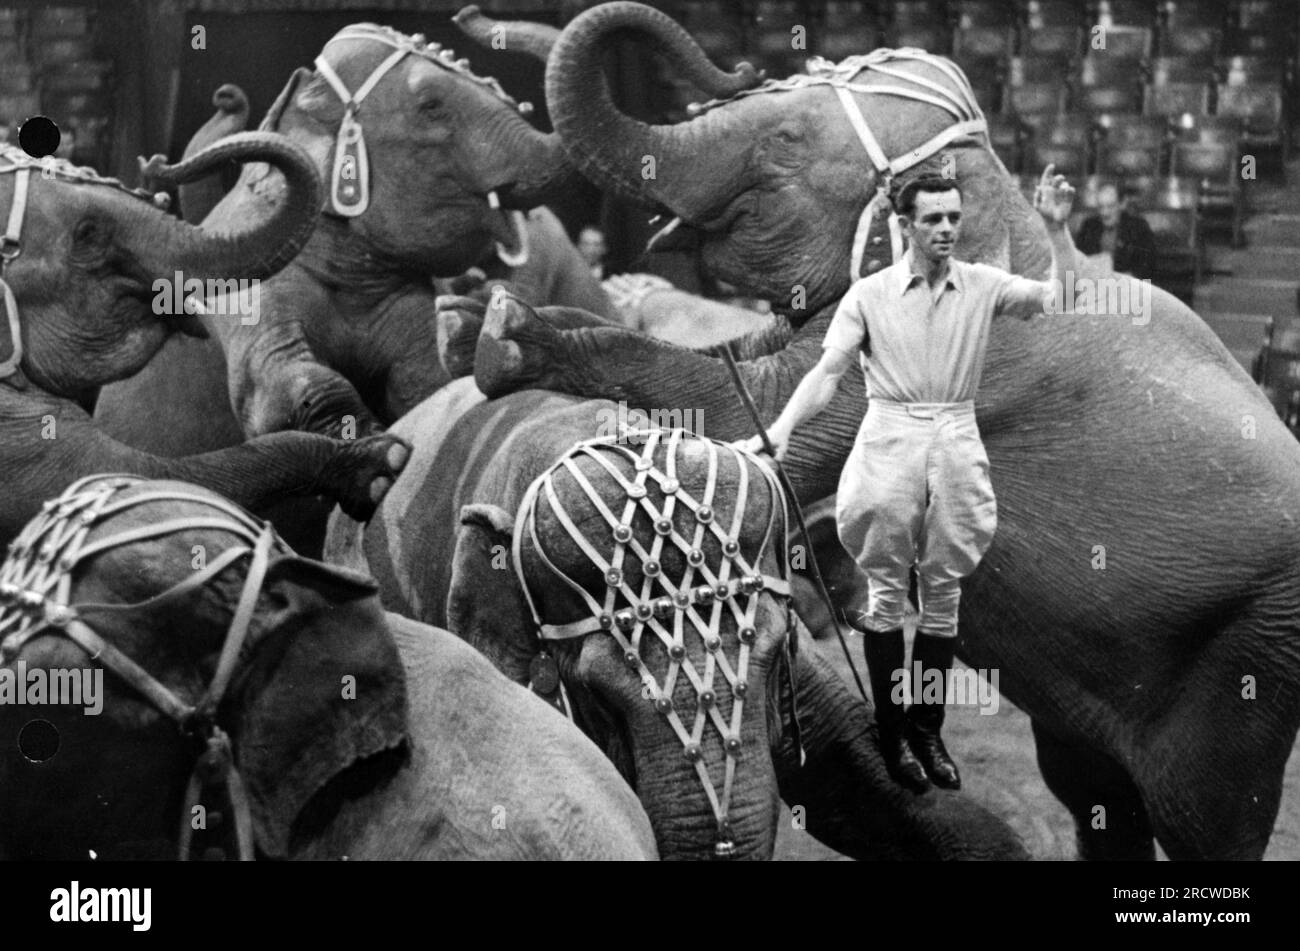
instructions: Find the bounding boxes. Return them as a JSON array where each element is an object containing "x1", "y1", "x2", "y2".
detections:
[{"x1": 896, "y1": 245, "x2": 963, "y2": 295}]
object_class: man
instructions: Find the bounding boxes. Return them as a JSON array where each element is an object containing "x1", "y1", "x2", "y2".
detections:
[
  {"x1": 1075, "y1": 182, "x2": 1156, "y2": 280},
  {"x1": 577, "y1": 225, "x2": 608, "y2": 280},
  {"x1": 740, "y1": 166, "x2": 1078, "y2": 791}
]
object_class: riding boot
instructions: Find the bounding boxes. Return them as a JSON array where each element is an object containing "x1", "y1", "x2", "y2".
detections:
[
  {"x1": 907, "y1": 631, "x2": 962, "y2": 790},
  {"x1": 862, "y1": 627, "x2": 931, "y2": 792}
]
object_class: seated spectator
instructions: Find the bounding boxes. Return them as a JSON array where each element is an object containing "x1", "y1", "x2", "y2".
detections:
[
  {"x1": 577, "y1": 225, "x2": 608, "y2": 280},
  {"x1": 1074, "y1": 182, "x2": 1157, "y2": 280}
]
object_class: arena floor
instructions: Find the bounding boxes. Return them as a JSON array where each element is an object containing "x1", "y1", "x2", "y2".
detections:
[{"x1": 775, "y1": 628, "x2": 1300, "y2": 860}]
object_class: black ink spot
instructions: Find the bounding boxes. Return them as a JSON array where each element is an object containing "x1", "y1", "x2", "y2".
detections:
[
  {"x1": 18, "y1": 718, "x2": 59, "y2": 762},
  {"x1": 18, "y1": 116, "x2": 60, "y2": 159}
]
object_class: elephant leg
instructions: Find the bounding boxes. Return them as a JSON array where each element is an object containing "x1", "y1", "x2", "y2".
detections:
[
  {"x1": 237, "y1": 337, "x2": 384, "y2": 439},
  {"x1": 773, "y1": 641, "x2": 1028, "y2": 860},
  {"x1": 1030, "y1": 719, "x2": 1155, "y2": 861},
  {"x1": 1130, "y1": 623, "x2": 1295, "y2": 861}
]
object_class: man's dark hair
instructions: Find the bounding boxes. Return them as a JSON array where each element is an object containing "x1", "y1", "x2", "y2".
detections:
[{"x1": 893, "y1": 176, "x2": 963, "y2": 218}]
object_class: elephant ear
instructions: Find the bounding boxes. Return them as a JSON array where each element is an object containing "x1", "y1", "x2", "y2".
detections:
[
  {"x1": 447, "y1": 503, "x2": 537, "y2": 684},
  {"x1": 258, "y1": 67, "x2": 313, "y2": 132},
  {"x1": 230, "y1": 553, "x2": 408, "y2": 859}
]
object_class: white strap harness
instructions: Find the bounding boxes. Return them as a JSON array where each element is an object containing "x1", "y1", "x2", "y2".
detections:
[
  {"x1": 0, "y1": 475, "x2": 289, "y2": 860},
  {"x1": 0, "y1": 164, "x2": 29, "y2": 378},
  {"x1": 0, "y1": 146, "x2": 170, "y2": 381},
  {"x1": 511, "y1": 427, "x2": 795, "y2": 858},
  {"x1": 312, "y1": 21, "x2": 532, "y2": 269},
  {"x1": 689, "y1": 49, "x2": 993, "y2": 279}
]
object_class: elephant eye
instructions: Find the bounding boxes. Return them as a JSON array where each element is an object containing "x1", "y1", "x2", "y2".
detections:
[
  {"x1": 73, "y1": 217, "x2": 109, "y2": 250},
  {"x1": 775, "y1": 128, "x2": 801, "y2": 145},
  {"x1": 74, "y1": 218, "x2": 99, "y2": 244}
]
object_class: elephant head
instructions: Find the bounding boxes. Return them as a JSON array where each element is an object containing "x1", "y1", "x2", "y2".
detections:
[
  {"x1": 233, "y1": 22, "x2": 580, "y2": 277},
  {"x1": 448, "y1": 429, "x2": 797, "y2": 860},
  {"x1": 545, "y1": 2, "x2": 1027, "y2": 316},
  {"x1": 0, "y1": 132, "x2": 321, "y2": 399},
  {"x1": 0, "y1": 476, "x2": 407, "y2": 860}
]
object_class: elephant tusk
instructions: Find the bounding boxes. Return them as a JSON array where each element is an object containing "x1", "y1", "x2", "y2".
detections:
[{"x1": 645, "y1": 215, "x2": 682, "y2": 254}]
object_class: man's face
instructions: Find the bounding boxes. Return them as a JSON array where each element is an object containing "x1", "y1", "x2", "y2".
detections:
[
  {"x1": 1098, "y1": 186, "x2": 1121, "y2": 228},
  {"x1": 902, "y1": 189, "x2": 962, "y2": 265},
  {"x1": 577, "y1": 228, "x2": 606, "y2": 267}
]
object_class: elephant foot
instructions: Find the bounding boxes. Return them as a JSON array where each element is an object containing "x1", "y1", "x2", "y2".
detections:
[
  {"x1": 474, "y1": 290, "x2": 565, "y2": 398},
  {"x1": 318, "y1": 434, "x2": 411, "y2": 522},
  {"x1": 436, "y1": 295, "x2": 487, "y2": 379}
]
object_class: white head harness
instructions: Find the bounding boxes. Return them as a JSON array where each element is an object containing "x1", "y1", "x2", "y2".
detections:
[{"x1": 688, "y1": 49, "x2": 994, "y2": 280}]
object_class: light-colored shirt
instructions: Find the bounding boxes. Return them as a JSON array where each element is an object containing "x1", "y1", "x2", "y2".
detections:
[{"x1": 822, "y1": 247, "x2": 1049, "y2": 403}]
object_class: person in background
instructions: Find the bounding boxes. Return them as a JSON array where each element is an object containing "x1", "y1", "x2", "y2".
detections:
[
  {"x1": 1074, "y1": 182, "x2": 1157, "y2": 281},
  {"x1": 577, "y1": 225, "x2": 608, "y2": 280}
]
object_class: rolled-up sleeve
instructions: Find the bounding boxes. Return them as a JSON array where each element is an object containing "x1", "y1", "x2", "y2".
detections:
[
  {"x1": 992, "y1": 271, "x2": 1053, "y2": 320},
  {"x1": 824, "y1": 284, "x2": 867, "y2": 355}
]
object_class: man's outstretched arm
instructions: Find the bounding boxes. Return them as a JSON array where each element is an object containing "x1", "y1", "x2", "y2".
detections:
[
  {"x1": 997, "y1": 164, "x2": 1081, "y2": 320},
  {"x1": 738, "y1": 347, "x2": 854, "y2": 460}
]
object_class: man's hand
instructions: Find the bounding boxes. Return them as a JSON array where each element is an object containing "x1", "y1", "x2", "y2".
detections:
[
  {"x1": 735, "y1": 427, "x2": 790, "y2": 462},
  {"x1": 1033, "y1": 164, "x2": 1076, "y2": 230}
]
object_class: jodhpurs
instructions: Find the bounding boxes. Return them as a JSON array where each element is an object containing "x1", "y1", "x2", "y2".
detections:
[{"x1": 835, "y1": 399, "x2": 997, "y2": 638}]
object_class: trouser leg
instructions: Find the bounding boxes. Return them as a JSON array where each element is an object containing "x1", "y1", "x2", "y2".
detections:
[
  {"x1": 910, "y1": 412, "x2": 998, "y2": 789},
  {"x1": 837, "y1": 406, "x2": 930, "y2": 790}
]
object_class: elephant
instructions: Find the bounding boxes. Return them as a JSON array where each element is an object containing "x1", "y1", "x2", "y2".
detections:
[
  {"x1": 325, "y1": 377, "x2": 1030, "y2": 861},
  {"x1": 0, "y1": 136, "x2": 407, "y2": 551},
  {"x1": 0, "y1": 475, "x2": 657, "y2": 860},
  {"x1": 462, "y1": 2, "x2": 1300, "y2": 860}
]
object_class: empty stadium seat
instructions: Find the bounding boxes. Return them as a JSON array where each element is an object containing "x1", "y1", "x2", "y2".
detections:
[
  {"x1": 1235, "y1": 1, "x2": 1299, "y2": 31},
  {"x1": 1170, "y1": 113, "x2": 1245, "y2": 147},
  {"x1": 1149, "y1": 55, "x2": 1218, "y2": 84},
  {"x1": 1143, "y1": 80, "x2": 1211, "y2": 117},
  {"x1": 1007, "y1": 55, "x2": 1068, "y2": 86},
  {"x1": 1217, "y1": 55, "x2": 1291, "y2": 86},
  {"x1": 1225, "y1": 30, "x2": 1295, "y2": 60},
  {"x1": 1026, "y1": 1, "x2": 1088, "y2": 28},
  {"x1": 1159, "y1": 26, "x2": 1222, "y2": 62},
  {"x1": 1142, "y1": 203, "x2": 1201, "y2": 299},
  {"x1": 1098, "y1": 112, "x2": 1168, "y2": 144},
  {"x1": 1097, "y1": 1, "x2": 1159, "y2": 28},
  {"x1": 1162, "y1": 0, "x2": 1228, "y2": 30},
  {"x1": 885, "y1": 23, "x2": 953, "y2": 53},
  {"x1": 891, "y1": 0, "x2": 950, "y2": 26},
  {"x1": 1023, "y1": 25, "x2": 1084, "y2": 57},
  {"x1": 679, "y1": 2, "x2": 748, "y2": 64},
  {"x1": 1216, "y1": 82, "x2": 1289, "y2": 171},
  {"x1": 952, "y1": 24, "x2": 1014, "y2": 59},
  {"x1": 753, "y1": 1, "x2": 808, "y2": 75},
  {"x1": 820, "y1": 2, "x2": 881, "y2": 61},
  {"x1": 1171, "y1": 140, "x2": 1245, "y2": 245},
  {"x1": 1098, "y1": 142, "x2": 1164, "y2": 177},
  {"x1": 986, "y1": 113, "x2": 1024, "y2": 171},
  {"x1": 1077, "y1": 83, "x2": 1145, "y2": 115},
  {"x1": 1006, "y1": 82, "x2": 1068, "y2": 131},
  {"x1": 953, "y1": 0, "x2": 1017, "y2": 28},
  {"x1": 1090, "y1": 24, "x2": 1153, "y2": 59}
]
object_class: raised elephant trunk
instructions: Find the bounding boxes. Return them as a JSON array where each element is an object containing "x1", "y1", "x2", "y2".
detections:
[
  {"x1": 453, "y1": 4, "x2": 560, "y2": 61},
  {"x1": 176, "y1": 84, "x2": 251, "y2": 225},
  {"x1": 452, "y1": 5, "x2": 578, "y2": 209},
  {"x1": 139, "y1": 131, "x2": 322, "y2": 282},
  {"x1": 545, "y1": 1, "x2": 764, "y2": 210}
]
